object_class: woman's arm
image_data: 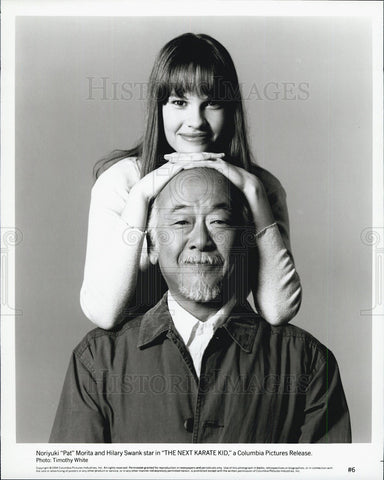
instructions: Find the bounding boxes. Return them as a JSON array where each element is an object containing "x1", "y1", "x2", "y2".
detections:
[
  {"x1": 252, "y1": 221, "x2": 302, "y2": 325},
  {"x1": 80, "y1": 159, "x2": 148, "y2": 329},
  {"x1": 251, "y1": 166, "x2": 302, "y2": 324},
  {"x1": 243, "y1": 170, "x2": 302, "y2": 325}
]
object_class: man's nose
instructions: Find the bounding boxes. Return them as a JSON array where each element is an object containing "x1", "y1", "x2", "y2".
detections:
[
  {"x1": 188, "y1": 221, "x2": 214, "y2": 251},
  {"x1": 186, "y1": 105, "x2": 206, "y2": 129}
]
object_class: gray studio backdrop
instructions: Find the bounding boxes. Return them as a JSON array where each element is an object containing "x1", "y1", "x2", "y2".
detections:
[{"x1": 16, "y1": 16, "x2": 372, "y2": 442}]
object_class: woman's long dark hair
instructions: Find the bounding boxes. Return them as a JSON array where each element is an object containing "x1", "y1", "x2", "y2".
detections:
[{"x1": 94, "y1": 33, "x2": 253, "y2": 179}]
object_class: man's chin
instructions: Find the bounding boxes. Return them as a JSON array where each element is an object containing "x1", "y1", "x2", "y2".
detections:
[{"x1": 178, "y1": 280, "x2": 223, "y2": 303}]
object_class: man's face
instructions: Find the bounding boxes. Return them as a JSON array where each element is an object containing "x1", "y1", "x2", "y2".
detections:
[{"x1": 150, "y1": 169, "x2": 240, "y2": 303}]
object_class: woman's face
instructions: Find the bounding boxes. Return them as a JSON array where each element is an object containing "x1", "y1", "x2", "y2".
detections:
[{"x1": 162, "y1": 92, "x2": 227, "y2": 153}]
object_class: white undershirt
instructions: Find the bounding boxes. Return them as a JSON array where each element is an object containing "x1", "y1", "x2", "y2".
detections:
[{"x1": 167, "y1": 291, "x2": 236, "y2": 377}]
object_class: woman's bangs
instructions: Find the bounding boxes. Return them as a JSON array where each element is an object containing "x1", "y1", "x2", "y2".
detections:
[{"x1": 162, "y1": 62, "x2": 228, "y2": 101}]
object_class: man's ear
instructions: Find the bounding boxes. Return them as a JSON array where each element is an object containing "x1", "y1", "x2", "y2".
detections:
[
  {"x1": 149, "y1": 249, "x2": 159, "y2": 265},
  {"x1": 147, "y1": 231, "x2": 159, "y2": 265}
]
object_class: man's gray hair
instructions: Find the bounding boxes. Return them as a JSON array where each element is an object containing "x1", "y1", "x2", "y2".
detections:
[{"x1": 146, "y1": 169, "x2": 254, "y2": 254}]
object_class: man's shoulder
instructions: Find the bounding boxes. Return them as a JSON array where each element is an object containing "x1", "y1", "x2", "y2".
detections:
[
  {"x1": 268, "y1": 321, "x2": 331, "y2": 364},
  {"x1": 72, "y1": 297, "x2": 169, "y2": 371},
  {"x1": 72, "y1": 315, "x2": 144, "y2": 368},
  {"x1": 229, "y1": 304, "x2": 331, "y2": 366}
]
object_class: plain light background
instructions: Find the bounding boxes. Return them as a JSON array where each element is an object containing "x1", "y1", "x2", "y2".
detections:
[{"x1": 15, "y1": 16, "x2": 372, "y2": 442}]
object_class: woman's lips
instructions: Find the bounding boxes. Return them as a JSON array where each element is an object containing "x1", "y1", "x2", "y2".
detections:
[{"x1": 179, "y1": 133, "x2": 210, "y2": 143}]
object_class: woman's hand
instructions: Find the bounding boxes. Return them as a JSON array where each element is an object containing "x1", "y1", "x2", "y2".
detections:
[
  {"x1": 167, "y1": 155, "x2": 275, "y2": 232},
  {"x1": 130, "y1": 153, "x2": 225, "y2": 204},
  {"x1": 164, "y1": 152, "x2": 225, "y2": 163},
  {"x1": 123, "y1": 157, "x2": 227, "y2": 230},
  {"x1": 129, "y1": 161, "x2": 185, "y2": 203},
  {"x1": 165, "y1": 152, "x2": 263, "y2": 199}
]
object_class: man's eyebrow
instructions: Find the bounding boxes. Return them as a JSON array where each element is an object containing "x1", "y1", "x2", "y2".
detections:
[
  {"x1": 168, "y1": 204, "x2": 190, "y2": 213},
  {"x1": 167, "y1": 203, "x2": 232, "y2": 213},
  {"x1": 210, "y1": 203, "x2": 233, "y2": 212}
]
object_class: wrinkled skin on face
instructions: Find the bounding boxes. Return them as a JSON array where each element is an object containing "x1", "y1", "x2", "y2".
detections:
[{"x1": 149, "y1": 168, "x2": 249, "y2": 308}]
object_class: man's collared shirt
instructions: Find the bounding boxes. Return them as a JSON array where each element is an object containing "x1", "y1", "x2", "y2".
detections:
[
  {"x1": 167, "y1": 291, "x2": 236, "y2": 377},
  {"x1": 50, "y1": 294, "x2": 351, "y2": 443}
]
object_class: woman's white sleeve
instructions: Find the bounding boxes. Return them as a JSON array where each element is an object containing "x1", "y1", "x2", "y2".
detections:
[
  {"x1": 80, "y1": 161, "x2": 147, "y2": 328},
  {"x1": 252, "y1": 188, "x2": 302, "y2": 325}
]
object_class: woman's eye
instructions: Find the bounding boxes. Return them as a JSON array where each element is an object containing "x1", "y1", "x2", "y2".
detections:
[
  {"x1": 174, "y1": 220, "x2": 189, "y2": 225},
  {"x1": 206, "y1": 101, "x2": 222, "y2": 109},
  {"x1": 170, "y1": 99, "x2": 186, "y2": 107}
]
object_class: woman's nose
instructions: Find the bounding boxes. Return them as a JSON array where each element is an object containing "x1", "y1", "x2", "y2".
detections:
[{"x1": 186, "y1": 105, "x2": 206, "y2": 129}]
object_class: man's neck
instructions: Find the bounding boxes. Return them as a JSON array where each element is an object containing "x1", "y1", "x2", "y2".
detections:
[{"x1": 168, "y1": 290, "x2": 227, "y2": 322}]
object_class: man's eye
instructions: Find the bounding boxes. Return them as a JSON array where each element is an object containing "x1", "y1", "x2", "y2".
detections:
[
  {"x1": 211, "y1": 219, "x2": 230, "y2": 225},
  {"x1": 174, "y1": 220, "x2": 189, "y2": 225}
]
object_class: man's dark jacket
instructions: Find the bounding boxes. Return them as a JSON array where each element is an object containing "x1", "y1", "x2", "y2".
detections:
[{"x1": 50, "y1": 295, "x2": 351, "y2": 443}]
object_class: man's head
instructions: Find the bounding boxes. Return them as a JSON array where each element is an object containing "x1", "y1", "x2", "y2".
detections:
[{"x1": 148, "y1": 168, "x2": 251, "y2": 304}]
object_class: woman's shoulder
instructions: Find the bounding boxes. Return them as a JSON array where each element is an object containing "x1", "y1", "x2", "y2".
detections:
[
  {"x1": 97, "y1": 157, "x2": 141, "y2": 183},
  {"x1": 250, "y1": 163, "x2": 286, "y2": 197},
  {"x1": 92, "y1": 157, "x2": 141, "y2": 195}
]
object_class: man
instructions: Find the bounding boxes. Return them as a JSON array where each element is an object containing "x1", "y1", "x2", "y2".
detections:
[{"x1": 50, "y1": 168, "x2": 351, "y2": 443}]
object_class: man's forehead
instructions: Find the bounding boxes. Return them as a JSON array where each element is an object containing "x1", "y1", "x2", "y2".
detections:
[{"x1": 156, "y1": 168, "x2": 233, "y2": 209}]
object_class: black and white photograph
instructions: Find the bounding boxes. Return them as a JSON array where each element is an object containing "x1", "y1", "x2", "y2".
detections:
[{"x1": 1, "y1": 0, "x2": 383, "y2": 478}]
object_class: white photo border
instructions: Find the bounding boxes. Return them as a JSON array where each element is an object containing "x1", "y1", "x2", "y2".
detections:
[{"x1": 1, "y1": 1, "x2": 383, "y2": 479}]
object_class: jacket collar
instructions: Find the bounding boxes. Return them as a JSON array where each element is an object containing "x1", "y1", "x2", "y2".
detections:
[
  {"x1": 137, "y1": 293, "x2": 262, "y2": 353},
  {"x1": 137, "y1": 294, "x2": 171, "y2": 348}
]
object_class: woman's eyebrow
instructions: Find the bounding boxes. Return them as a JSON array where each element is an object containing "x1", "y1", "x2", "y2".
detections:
[{"x1": 168, "y1": 93, "x2": 187, "y2": 99}]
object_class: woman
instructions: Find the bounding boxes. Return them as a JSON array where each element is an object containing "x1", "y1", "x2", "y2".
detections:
[{"x1": 80, "y1": 33, "x2": 302, "y2": 329}]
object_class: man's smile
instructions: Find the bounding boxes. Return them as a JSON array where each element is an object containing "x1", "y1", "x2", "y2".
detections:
[{"x1": 180, "y1": 255, "x2": 224, "y2": 265}]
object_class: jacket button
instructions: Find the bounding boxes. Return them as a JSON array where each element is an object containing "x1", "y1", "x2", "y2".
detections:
[{"x1": 184, "y1": 418, "x2": 194, "y2": 433}]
